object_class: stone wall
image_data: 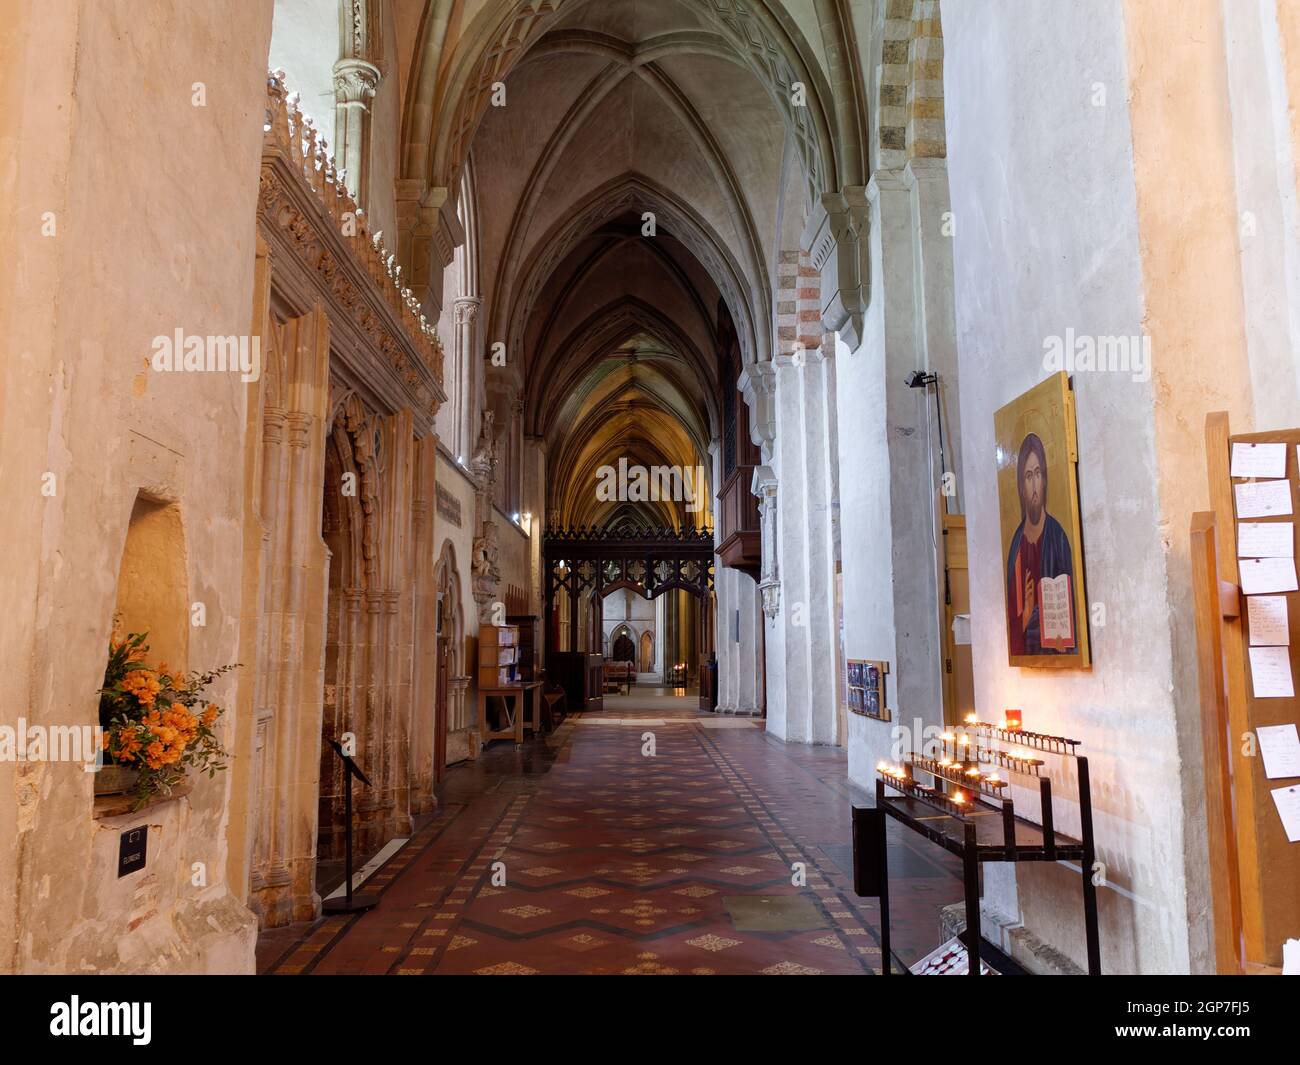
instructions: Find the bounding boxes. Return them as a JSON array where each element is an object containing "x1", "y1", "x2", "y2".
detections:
[{"x1": 0, "y1": 0, "x2": 276, "y2": 973}]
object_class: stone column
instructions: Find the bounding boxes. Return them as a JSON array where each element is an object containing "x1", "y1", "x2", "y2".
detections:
[
  {"x1": 759, "y1": 387, "x2": 804, "y2": 737},
  {"x1": 409, "y1": 433, "x2": 439, "y2": 814},
  {"x1": 904, "y1": 157, "x2": 963, "y2": 504},
  {"x1": 831, "y1": 167, "x2": 950, "y2": 786},
  {"x1": 332, "y1": 58, "x2": 381, "y2": 207},
  {"x1": 452, "y1": 297, "x2": 481, "y2": 460},
  {"x1": 762, "y1": 350, "x2": 840, "y2": 744},
  {"x1": 796, "y1": 346, "x2": 841, "y2": 745},
  {"x1": 522, "y1": 436, "x2": 546, "y2": 615}
]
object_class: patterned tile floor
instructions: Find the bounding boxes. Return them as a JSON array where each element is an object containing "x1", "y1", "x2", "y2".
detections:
[{"x1": 258, "y1": 693, "x2": 964, "y2": 975}]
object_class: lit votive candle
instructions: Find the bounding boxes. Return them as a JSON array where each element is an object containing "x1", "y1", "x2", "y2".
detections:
[{"x1": 1005, "y1": 709, "x2": 1023, "y2": 732}]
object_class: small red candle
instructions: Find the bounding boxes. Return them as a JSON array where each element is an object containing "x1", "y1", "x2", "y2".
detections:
[{"x1": 1004, "y1": 709, "x2": 1023, "y2": 732}]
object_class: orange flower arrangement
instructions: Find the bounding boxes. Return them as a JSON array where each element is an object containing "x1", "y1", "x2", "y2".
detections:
[{"x1": 99, "y1": 630, "x2": 237, "y2": 808}]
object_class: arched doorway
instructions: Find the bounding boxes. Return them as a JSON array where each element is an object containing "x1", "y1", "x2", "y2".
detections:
[
  {"x1": 319, "y1": 417, "x2": 366, "y2": 865},
  {"x1": 639, "y1": 630, "x2": 654, "y2": 673},
  {"x1": 611, "y1": 627, "x2": 634, "y2": 663}
]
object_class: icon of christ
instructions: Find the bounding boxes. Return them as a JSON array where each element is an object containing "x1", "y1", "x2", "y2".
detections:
[{"x1": 1005, "y1": 433, "x2": 1077, "y2": 655}]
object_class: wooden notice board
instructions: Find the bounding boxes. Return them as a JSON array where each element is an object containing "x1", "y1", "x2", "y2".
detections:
[{"x1": 1200, "y1": 412, "x2": 1300, "y2": 969}]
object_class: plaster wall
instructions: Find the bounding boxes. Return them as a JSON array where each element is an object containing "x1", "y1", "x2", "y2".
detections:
[
  {"x1": 435, "y1": 450, "x2": 478, "y2": 631},
  {"x1": 435, "y1": 451, "x2": 478, "y2": 743},
  {"x1": 943, "y1": 0, "x2": 1257, "y2": 974},
  {"x1": 602, "y1": 589, "x2": 657, "y2": 659},
  {"x1": 269, "y1": 0, "x2": 338, "y2": 146}
]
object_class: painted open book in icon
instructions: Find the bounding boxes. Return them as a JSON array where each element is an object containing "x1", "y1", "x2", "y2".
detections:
[{"x1": 1039, "y1": 574, "x2": 1075, "y2": 651}]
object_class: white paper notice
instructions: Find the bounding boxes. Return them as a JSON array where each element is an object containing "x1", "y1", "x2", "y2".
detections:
[
  {"x1": 1269, "y1": 784, "x2": 1300, "y2": 843},
  {"x1": 1239, "y1": 557, "x2": 1299, "y2": 595},
  {"x1": 1247, "y1": 596, "x2": 1290, "y2": 646},
  {"x1": 1235, "y1": 479, "x2": 1293, "y2": 518},
  {"x1": 1232, "y1": 442, "x2": 1288, "y2": 479},
  {"x1": 1284, "y1": 939, "x2": 1300, "y2": 976},
  {"x1": 1238, "y1": 521, "x2": 1295, "y2": 558},
  {"x1": 1250, "y1": 646, "x2": 1295, "y2": 698},
  {"x1": 1258, "y1": 724, "x2": 1300, "y2": 779}
]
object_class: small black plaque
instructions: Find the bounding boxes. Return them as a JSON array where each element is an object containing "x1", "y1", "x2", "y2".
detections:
[
  {"x1": 118, "y1": 826, "x2": 147, "y2": 878},
  {"x1": 851, "y1": 806, "x2": 885, "y2": 898}
]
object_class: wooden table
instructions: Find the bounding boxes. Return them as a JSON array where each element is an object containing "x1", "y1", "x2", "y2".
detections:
[{"x1": 477, "y1": 681, "x2": 545, "y2": 748}]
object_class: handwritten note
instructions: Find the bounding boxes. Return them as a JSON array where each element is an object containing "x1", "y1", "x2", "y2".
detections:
[
  {"x1": 1247, "y1": 596, "x2": 1290, "y2": 646},
  {"x1": 1235, "y1": 479, "x2": 1293, "y2": 518},
  {"x1": 1239, "y1": 557, "x2": 1298, "y2": 594},
  {"x1": 1258, "y1": 724, "x2": 1300, "y2": 779},
  {"x1": 1270, "y1": 784, "x2": 1300, "y2": 843},
  {"x1": 1232, "y1": 442, "x2": 1288, "y2": 479},
  {"x1": 1249, "y1": 646, "x2": 1295, "y2": 698},
  {"x1": 1238, "y1": 521, "x2": 1294, "y2": 558}
]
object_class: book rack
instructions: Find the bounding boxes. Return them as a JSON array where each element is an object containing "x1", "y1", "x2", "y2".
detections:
[{"x1": 477, "y1": 624, "x2": 519, "y2": 689}]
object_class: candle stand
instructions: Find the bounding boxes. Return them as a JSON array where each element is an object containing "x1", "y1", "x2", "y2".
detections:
[{"x1": 858, "y1": 721, "x2": 1100, "y2": 976}]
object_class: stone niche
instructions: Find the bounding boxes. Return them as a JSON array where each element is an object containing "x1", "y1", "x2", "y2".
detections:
[
  {"x1": 112, "y1": 493, "x2": 189, "y2": 668},
  {"x1": 55, "y1": 489, "x2": 258, "y2": 974}
]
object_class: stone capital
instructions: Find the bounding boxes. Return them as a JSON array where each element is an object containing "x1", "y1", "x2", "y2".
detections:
[
  {"x1": 453, "y1": 296, "x2": 481, "y2": 325},
  {"x1": 901, "y1": 156, "x2": 949, "y2": 190},
  {"x1": 814, "y1": 186, "x2": 871, "y2": 350},
  {"x1": 333, "y1": 58, "x2": 381, "y2": 105},
  {"x1": 738, "y1": 361, "x2": 777, "y2": 448},
  {"x1": 394, "y1": 182, "x2": 460, "y2": 299}
]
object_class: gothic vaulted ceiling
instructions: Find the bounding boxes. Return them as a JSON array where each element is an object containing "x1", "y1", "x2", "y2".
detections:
[{"x1": 398, "y1": 0, "x2": 861, "y2": 528}]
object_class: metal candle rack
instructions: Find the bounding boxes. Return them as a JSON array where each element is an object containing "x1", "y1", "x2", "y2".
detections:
[
  {"x1": 908, "y1": 754, "x2": 1009, "y2": 800},
  {"x1": 862, "y1": 722, "x2": 1101, "y2": 976}
]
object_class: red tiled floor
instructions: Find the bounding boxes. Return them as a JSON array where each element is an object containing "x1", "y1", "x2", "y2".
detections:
[{"x1": 259, "y1": 697, "x2": 964, "y2": 975}]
